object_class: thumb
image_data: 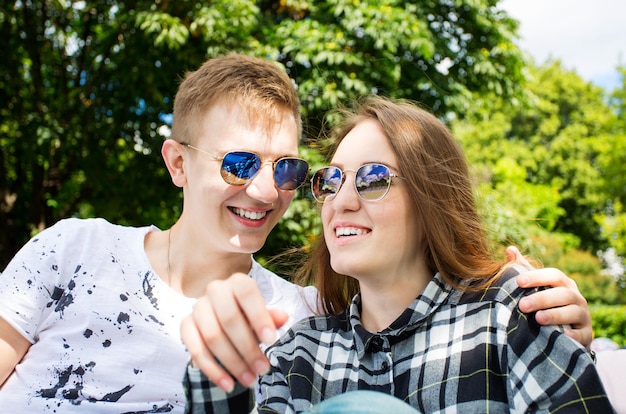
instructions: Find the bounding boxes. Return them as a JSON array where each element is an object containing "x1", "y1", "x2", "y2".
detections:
[
  {"x1": 505, "y1": 245, "x2": 521, "y2": 262},
  {"x1": 506, "y1": 245, "x2": 533, "y2": 269}
]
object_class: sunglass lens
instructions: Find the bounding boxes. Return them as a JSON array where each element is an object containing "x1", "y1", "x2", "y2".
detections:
[
  {"x1": 221, "y1": 152, "x2": 260, "y2": 185},
  {"x1": 356, "y1": 164, "x2": 391, "y2": 200},
  {"x1": 311, "y1": 166, "x2": 342, "y2": 201},
  {"x1": 274, "y1": 158, "x2": 310, "y2": 190}
]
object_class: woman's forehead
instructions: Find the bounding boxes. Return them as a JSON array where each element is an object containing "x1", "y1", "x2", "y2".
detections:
[{"x1": 332, "y1": 120, "x2": 396, "y2": 166}]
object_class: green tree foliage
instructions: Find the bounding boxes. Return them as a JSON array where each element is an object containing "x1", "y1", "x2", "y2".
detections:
[
  {"x1": 454, "y1": 62, "x2": 626, "y2": 306},
  {"x1": 591, "y1": 304, "x2": 626, "y2": 346},
  {"x1": 0, "y1": 1, "x2": 206, "y2": 268},
  {"x1": 517, "y1": 63, "x2": 619, "y2": 253},
  {"x1": 594, "y1": 67, "x2": 626, "y2": 261},
  {"x1": 263, "y1": 0, "x2": 526, "y2": 126},
  {"x1": 0, "y1": 0, "x2": 527, "y2": 268},
  {"x1": 456, "y1": 61, "x2": 624, "y2": 253}
]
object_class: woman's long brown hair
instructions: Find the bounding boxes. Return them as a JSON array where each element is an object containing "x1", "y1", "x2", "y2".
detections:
[{"x1": 294, "y1": 96, "x2": 509, "y2": 315}]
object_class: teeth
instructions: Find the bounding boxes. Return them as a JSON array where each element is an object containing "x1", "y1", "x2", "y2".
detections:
[
  {"x1": 232, "y1": 208, "x2": 267, "y2": 221},
  {"x1": 335, "y1": 227, "x2": 366, "y2": 237}
]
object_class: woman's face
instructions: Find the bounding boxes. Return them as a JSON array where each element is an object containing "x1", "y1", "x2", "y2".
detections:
[{"x1": 321, "y1": 119, "x2": 424, "y2": 281}]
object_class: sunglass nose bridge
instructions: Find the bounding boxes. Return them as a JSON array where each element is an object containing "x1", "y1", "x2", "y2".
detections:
[{"x1": 251, "y1": 160, "x2": 276, "y2": 183}]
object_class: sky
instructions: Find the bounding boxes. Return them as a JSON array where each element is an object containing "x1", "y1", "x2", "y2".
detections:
[{"x1": 500, "y1": 0, "x2": 625, "y2": 91}]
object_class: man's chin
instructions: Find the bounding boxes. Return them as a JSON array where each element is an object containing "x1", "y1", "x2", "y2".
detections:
[{"x1": 229, "y1": 237, "x2": 268, "y2": 255}]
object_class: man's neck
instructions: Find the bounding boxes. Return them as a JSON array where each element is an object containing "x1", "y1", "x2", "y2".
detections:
[{"x1": 145, "y1": 227, "x2": 253, "y2": 298}]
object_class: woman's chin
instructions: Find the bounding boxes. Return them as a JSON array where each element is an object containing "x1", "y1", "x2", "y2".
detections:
[{"x1": 330, "y1": 260, "x2": 366, "y2": 280}]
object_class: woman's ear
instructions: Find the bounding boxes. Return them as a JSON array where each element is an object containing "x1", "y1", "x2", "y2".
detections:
[{"x1": 162, "y1": 139, "x2": 187, "y2": 188}]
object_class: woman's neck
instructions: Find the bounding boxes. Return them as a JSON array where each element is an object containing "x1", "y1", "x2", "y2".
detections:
[{"x1": 357, "y1": 268, "x2": 432, "y2": 333}]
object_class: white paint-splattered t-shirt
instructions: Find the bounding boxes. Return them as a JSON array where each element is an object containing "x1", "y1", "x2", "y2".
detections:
[{"x1": 0, "y1": 218, "x2": 318, "y2": 413}]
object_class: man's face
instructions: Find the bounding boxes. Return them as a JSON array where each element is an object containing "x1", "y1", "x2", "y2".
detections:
[{"x1": 181, "y1": 103, "x2": 300, "y2": 255}]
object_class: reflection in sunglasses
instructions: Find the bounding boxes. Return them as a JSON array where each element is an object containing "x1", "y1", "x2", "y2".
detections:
[
  {"x1": 182, "y1": 144, "x2": 309, "y2": 190},
  {"x1": 311, "y1": 163, "x2": 403, "y2": 202}
]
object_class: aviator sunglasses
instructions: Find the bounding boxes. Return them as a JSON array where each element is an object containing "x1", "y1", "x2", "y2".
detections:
[
  {"x1": 311, "y1": 163, "x2": 405, "y2": 202},
  {"x1": 182, "y1": 144, "x2": 310, "y2": 190}
]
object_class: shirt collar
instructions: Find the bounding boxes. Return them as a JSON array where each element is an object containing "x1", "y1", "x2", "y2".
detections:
[{"x1": 349, "y1": 272, "x2": 454, "y2": 358}]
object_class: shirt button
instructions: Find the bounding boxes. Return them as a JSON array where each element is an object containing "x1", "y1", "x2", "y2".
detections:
[{"x1": 371, "y1": 337, "x2": 383, "y2": 351}]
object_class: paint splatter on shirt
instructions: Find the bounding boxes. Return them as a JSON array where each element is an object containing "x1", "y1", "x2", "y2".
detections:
[
  {"x1": 0, "y1": 218, "x2": 194, "y2": 412},
  {"x1": 0, "y1": 217, "x2": 319, "y2": 412}
]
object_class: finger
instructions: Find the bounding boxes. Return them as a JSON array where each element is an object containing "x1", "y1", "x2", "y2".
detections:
[
  {"x1": 253, "y1": 310, "x2": 291, "y2": 347},
  {"x1": 231, "y1": 274, "x2": 281, "y2": 346},
  {"x1": 534, "y1": 304, "x2": 593, "y2": 348},
  {"x1": 206, "y1": 278, "x2": 269, "y2": 385},
  {"x1": 515, "y1": 266, "x2": 592, "y2": 350},
  {"x1": 505, "y1": 246, "x2": 532, "y2": 269},
  {"x1": 516, "y1": 268, "x2": 579, "y2": 291},
  {"x1": 532, "y1": 301, "x2": 589, "y2": 327},
  {"x1": 505, "y1": 246, "x2": 517, "y2": 262},
  {"x1": 519, "y1": 286, "x2": 586, "y2": 313},
  {"x1": 180, "y1": 315, "x2": 236, "y2": 392},
  {"x1": 191, "y1": 294, "x2": 257, "y2": 387},
  {"x1": 564, "y1": 328, "x2": 593, "y2": 350}
]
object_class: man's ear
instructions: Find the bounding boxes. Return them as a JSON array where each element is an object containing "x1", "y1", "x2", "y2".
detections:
[{"x1": 162, "y1": 139, "x2": 187, "y2": 188}]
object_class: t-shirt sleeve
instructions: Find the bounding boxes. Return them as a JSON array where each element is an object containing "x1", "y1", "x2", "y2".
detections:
[{"x1": 0, "y1": 220, "x2": 74, "y2": 342}]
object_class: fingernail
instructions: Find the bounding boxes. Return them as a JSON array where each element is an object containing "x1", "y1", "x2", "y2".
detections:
[
  {"x1": 519, "y1": 297, "x2": 532, "y2": 311},
  {"x1": 260, "y1": 327, "x2": 276, "y2": 345},
  {"x1": 535, "y1": 310, "x2": 549, "y2": 324},
  {"x1": 254, "y1": 359, "x2": 269, "y2": 375},
  {"x1": 241, "y1": 372, "x2": 256, "y2": 388},
  {"x1": 219, "y1": 378, "x2": 234, "y2": 393}
]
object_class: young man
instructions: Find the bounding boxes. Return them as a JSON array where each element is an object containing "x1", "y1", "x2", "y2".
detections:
[
  {"x1": 0, "y1": 54, "x2": 592, "y2": 413},
  {"x1": 0, "y1": 54, "x2": 316, "y2": 413}
]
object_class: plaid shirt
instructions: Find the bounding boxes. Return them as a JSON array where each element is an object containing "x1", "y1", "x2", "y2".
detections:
[{"x1": 185, "y1": 267, "x2": 613, "y2": 413}]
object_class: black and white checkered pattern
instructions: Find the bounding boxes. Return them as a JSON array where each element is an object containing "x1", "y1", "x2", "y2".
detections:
[{"x1": 186, "y1": 267, "x2": 613, "y2": 413}]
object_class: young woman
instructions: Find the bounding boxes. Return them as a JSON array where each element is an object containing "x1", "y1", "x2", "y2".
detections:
[{"x1": 247, "y1": 96, "x2": 612, "y2": 413}]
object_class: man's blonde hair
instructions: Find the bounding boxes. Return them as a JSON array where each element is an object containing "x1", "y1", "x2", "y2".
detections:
[{"x1": 171, "y1": 54, "x2": 301, "y2": 144}]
